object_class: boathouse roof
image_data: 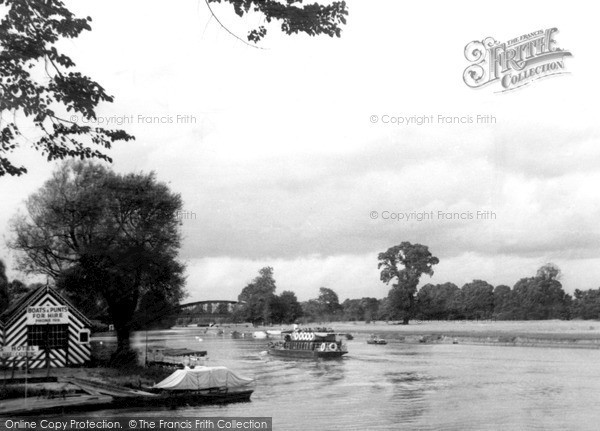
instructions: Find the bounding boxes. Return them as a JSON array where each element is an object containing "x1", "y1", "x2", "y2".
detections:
[{"x1": 0, "y1": 284, "x2": 92, "y2": 328}]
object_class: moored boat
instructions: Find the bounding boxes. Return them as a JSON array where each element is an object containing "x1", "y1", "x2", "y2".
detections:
[
  {"x1": 147, "y1": 347, "x2": 207, "y2": 368},
  {"x1": 268, "y1": 327, "x2": 348, "y2": 359},
  {"x1": 141, "y1": 366, "x2": 254, "y2": 406},
  {"x1": 366, "y1": 334, "x2": 387, "y2": 345}
]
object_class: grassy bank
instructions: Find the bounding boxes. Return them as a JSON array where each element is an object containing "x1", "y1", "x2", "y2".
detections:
[
  {"x1": 247, "y1": 319, "x2": 600, "y2": 348},
  {"x1": 338, "y1": 320, "x2": 600, "y2": 348}
]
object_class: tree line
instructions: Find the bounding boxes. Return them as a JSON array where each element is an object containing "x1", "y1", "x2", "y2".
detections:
[{"x1": 231, "y1": 248, "x2": 600, "y2": 325}]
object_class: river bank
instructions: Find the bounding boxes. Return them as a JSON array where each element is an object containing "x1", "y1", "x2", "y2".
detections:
[
  {"x1": 244, "y1": 319, "x2": 600, "y2": 349},
  {"x1": 0, "y1": 366, "x2": 170, "y2": 416}
]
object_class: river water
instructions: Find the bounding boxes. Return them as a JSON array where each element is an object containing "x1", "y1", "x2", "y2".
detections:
[{"x1": 80, "y1": 328, "x2": 600, "y2": 430}]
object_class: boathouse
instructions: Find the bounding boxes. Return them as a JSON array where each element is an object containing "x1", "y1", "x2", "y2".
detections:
[{"x1": 0, "y1": 285, "x2": 91, "y2": 368}]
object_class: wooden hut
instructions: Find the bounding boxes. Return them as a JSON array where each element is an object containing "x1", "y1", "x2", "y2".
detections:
[{"x1": 0, "y1": 285, "x2": 91, "y2": 368}]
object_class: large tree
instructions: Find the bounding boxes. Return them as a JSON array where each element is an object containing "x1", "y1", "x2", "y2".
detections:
[
  {"x1": 270, "y1": 290, "x2": 303, "y2": 324},
  {"x1": 378, "y1": 242, "x2": 439, "y2": 324},
  {"x1": 9, "y1": 161, "x2": 186, "y2": 360},
  {"x1": 238, "y1": 266, "x2": 277, "y2": 325},
  {"x1": 460, "y1": 280, "x2": 494, "y2": 320},
  {"x1": 316, "y1": 287, "x2": 342, "y2": 320},
  {"x1": 511, "y1": 264, "x2": 569, "y2": 320},
  {"x1": 0, "y1": 0, "x2": 347, "y2": 176}
]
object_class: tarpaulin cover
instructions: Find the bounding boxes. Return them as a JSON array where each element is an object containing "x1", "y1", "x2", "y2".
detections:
[{"x1": 153, "y1": 366, "x2": 254, "y2": 390}]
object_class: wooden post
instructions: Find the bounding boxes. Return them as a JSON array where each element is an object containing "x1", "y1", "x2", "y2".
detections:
[
  {"x1": 45, "y1": 324, "x2": 50, "y2": 375},
  {"x1": 25, "y1": 343, "x2": 28, "y2": 375},
  {"x1": 2, "y1": 358, "x2": 7, "y2": 387},
  {"x1": 10, "y1": 357, "x2": 16, "y2": 380}
]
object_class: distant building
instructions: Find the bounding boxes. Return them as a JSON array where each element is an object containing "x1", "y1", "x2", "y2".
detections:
[{"x1": 0, "y1": 285, "x2": 91, "y2": 368}]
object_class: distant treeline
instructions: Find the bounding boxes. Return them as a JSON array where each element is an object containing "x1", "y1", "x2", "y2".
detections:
[
  {"x1": 229, "y1": 265, "x2": 600, "y2": 326},
  {"x1": 304, "y1": 283, "x2": 600, "y2": 323}
]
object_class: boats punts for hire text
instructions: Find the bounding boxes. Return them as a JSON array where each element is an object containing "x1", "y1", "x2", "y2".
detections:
[{"x1": 268, "y1": 327, "x2": 348, "y2": 359}]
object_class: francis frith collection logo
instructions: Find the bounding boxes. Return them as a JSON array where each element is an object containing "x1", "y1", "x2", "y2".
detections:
[{"x1": 463, "y1": 28, "x2": 572, "y2": 92}]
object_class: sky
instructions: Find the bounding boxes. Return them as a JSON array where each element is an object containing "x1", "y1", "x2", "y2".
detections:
[{"x1": 1, "y1": 0, "x2": 599, "y2": 302}]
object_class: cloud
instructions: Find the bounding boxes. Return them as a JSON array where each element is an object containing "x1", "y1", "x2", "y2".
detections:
[{"x1": 2, "y1": 0, "x2": 600, "y2": 299}]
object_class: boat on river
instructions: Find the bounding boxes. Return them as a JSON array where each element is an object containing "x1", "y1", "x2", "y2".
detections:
[
  {"x1": 366, "y1": 334, "x2": 387, "y2": 345},
  {"x1": 141, "y1": 366, "x2": 254, "y2": 406},
  {"x1": 147, "y1": 347, "x2": 207, "y2": 368},
  {"x1": 268, "y1": 327, "x2": 348, "y2": 359}
]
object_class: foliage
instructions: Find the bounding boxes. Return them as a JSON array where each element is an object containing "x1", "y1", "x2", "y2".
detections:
[
  {"x1": 299, "y1": 287, "x2": 344, "y2": 322},
  {"x1": 536, "y1": 263, "x2": 561, "y2": 281},
  {"x1": 0, "y1": 0, "x2": 134, "y2": 176},
  {"x1": 378, "y1": 242, "x2": 439, "y2": 324},
  {"x1": 208, "y1": 0, "x2": 348, "y2": 43},
  {"x1": 270, "y1": 290, "x2": 303, "y2": 324},
  {"x1": 235, "y1": 268, "x2": 302, "y2": 324},
  {"x1": 416, "y1": 282, "x2": 460, "y2": 320},
  {"x1": 56, "y1": 265, "x2": 108, "y2": 321},
  {"x1": 7, "y1": 279, "x2": 29, "y2": 302},
  {"x1": 385, "y1": 284, "x2": 414, "y2": 322},
  {"x1": 341, "y1": 297, "x2": 380, "y2": 322},
  {"x1": 571, "y1": 289, "x2": 600, "y2": 320},
  {"x1": 317, "y1": 287, "x2": 342, "y2": 317},
  {"x1": 0, "y1": 263, "x2": 32, "y2": 313},
  {"x1": 9, "y1": 161, "x2": 186, "y2": 357},
  {"x1": 460, "y1": 280, "x2": 494, "y2": 320},
  {"x1": 300, "y1": 298, "x2": 321, "y2": 323},
  {"x1": 492, "y1": 284, "x2": 513, "y2": 319},
  {"x1": 232, "y1": 261, "x2": 600, "y2": 324},
  {"x1": 238, "y1": 267, "x2": 277, "y2": 325},
  {"x1": 414, "y1": 264, "x2": 571, "y2": 322},
  {"x1": 511, "y1": 274, "x2": 570, "y2": 320}
]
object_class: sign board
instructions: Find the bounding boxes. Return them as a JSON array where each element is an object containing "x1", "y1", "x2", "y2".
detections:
[
  {"x1": 26, "y1": 305, "x2": 69, "y2": 324},
  {"x1": 0, "y1": 345, "x2": 39, "y2": 358}
]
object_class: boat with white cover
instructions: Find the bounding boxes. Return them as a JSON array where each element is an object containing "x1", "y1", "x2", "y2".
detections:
[{"x1": 136, "y1": 366, "x2": 254, "y2": 406}]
